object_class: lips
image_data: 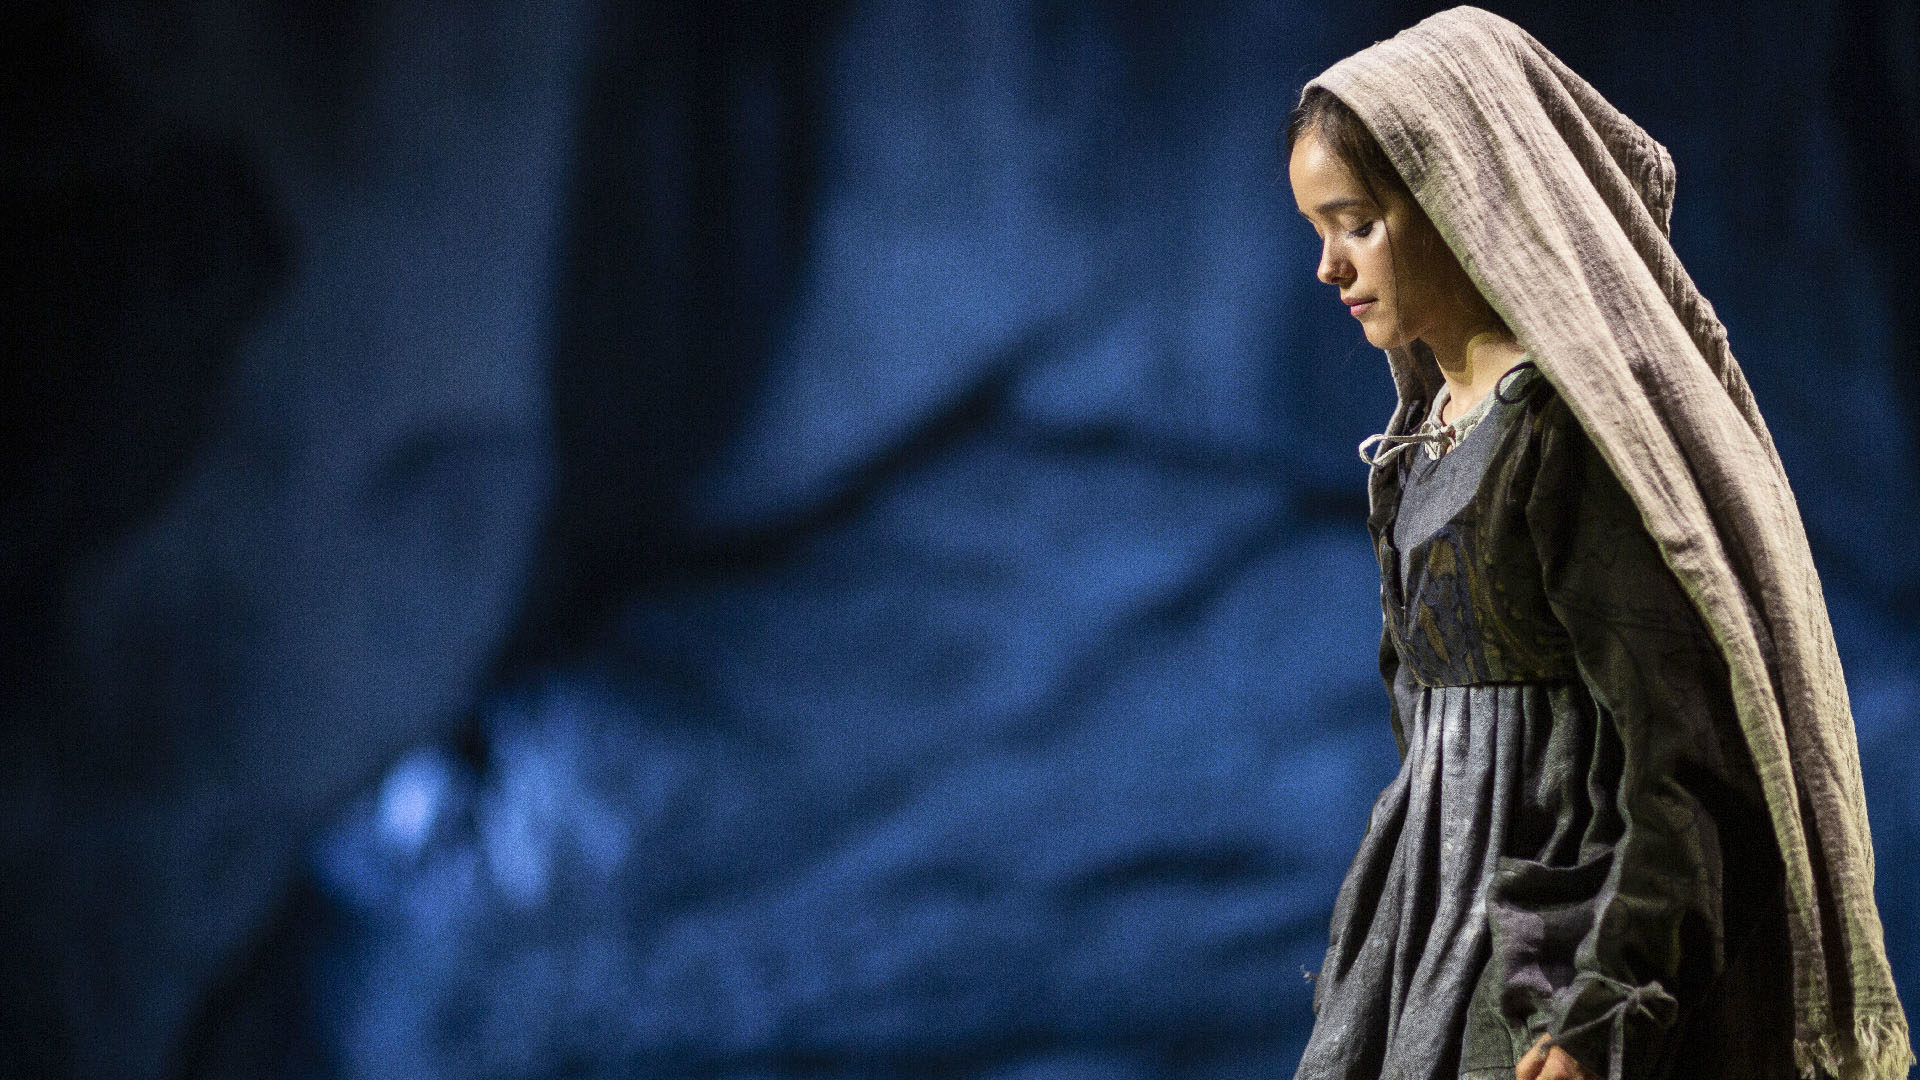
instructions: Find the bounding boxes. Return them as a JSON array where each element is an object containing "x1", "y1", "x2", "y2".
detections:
[{"x1": 1345, "y1": 298, "x2": 1376, "y2": 317}]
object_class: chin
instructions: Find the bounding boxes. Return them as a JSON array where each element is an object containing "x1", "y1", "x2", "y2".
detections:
[
  {"x1": 1360, "y1": 317, "x2": 1414, "y2": 352},
  {"x1": 1362, "y1": 328, "x2": 1406, "y2": 351}
]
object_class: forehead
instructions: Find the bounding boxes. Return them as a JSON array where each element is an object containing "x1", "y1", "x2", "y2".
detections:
[{"x1": 1288, "y1": 132, "x2": 1372, "y2": 214}]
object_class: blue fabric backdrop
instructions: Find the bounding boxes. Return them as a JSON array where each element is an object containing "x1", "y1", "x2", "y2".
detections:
[{"x1": 5, "y1": 2, "x2": 1918, "y2": 1077}]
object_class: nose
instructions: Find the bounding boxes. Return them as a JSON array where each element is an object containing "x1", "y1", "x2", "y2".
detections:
[{"x1": 1315, "y1": 237, "x2": 1351, "y2": 288}]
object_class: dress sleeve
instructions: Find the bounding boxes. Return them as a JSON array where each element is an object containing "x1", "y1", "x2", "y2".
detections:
[{"x1": 1506, "y1": 394, "x2": 1758, "y2": 1079}]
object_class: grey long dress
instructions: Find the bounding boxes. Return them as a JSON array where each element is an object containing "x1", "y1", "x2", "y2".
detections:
[{"x1": 1292, "y1": 362, "x2": 1799, "y2": 1080}]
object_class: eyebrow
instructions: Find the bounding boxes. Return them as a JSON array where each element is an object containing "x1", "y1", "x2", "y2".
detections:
[{"x1": 1310, "y1": 197, "x2": 1371, "y2": 216}]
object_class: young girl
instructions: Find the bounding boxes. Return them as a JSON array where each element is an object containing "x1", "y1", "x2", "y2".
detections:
[{"x1": 1282, "y1": 8, "x2": 1913, "y2": 1080}]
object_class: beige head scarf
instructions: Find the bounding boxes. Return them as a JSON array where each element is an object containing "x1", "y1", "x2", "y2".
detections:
[{"x1": 1305, "y1": 7, "x2": 1912, "y2": 1078}]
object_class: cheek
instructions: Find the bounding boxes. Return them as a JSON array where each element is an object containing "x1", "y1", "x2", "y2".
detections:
[
  {"x1": 1358, "y1": 244, "x2": 1395, "y2": 297},
  {"x1": 1395, "y1": 234, "x2": 1456, "y2": 307}
]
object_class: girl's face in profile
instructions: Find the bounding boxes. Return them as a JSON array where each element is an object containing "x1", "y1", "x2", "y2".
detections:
[{"x1": 1288, "y1": 128, "x2": 1461, "y2": 352}]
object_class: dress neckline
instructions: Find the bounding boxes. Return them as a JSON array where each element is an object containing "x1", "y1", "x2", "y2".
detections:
[{"x1": 1418, "y1": 356, "x2": 1533, "y2": 460}]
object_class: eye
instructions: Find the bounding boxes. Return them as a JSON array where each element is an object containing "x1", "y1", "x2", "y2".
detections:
[{"x1": 1347, "y1": 221, "x2": 1375, "y2": 239}]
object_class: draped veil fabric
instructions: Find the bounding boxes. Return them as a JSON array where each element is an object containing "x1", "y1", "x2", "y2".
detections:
[{"x1": 1304, "y1": 8, "x2": 1913, "y2": 1078}]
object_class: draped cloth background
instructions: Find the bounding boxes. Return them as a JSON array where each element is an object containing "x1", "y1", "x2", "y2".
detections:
[{"x1": 1306, "y1": 7, "x2": 1914, "y2": 1078}]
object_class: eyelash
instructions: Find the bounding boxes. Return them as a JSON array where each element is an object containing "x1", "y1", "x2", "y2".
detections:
[{"x1": 1347, "y1": 222, "x2": 1375, "y2": 239}]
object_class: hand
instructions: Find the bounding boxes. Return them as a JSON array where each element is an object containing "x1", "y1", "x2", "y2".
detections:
[{"x1": 1515, "y1": 1032, "x2": 1602, "y2": 1080}]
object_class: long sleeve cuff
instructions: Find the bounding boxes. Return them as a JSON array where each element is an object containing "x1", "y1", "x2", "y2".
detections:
[{"x1": 1542, "y1": 973, "x2": 1680, "y2": 1080}]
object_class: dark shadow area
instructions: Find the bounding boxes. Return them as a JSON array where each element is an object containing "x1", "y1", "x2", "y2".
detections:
[
  {"x1": 498, "y1": 0, "x2": 846, "y2": 675},
  {"x1": 2, "y1": 5, "x2": 284, "y2": 1075}
]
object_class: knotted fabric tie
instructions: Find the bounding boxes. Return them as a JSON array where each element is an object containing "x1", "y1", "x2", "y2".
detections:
[
  {"x1": 1541, "y1": 975, "x2": 1680, "y2": 1080},
  {"x1": 1357, "y1": 362, "x2": 1538, "y2": 470},
  {"x1": 1357, "y1": 421, "x2": 1456, "y2": 468}
]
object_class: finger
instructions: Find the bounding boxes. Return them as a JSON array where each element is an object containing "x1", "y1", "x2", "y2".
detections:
[
  {"x1": 1515, "y1": 1035, "x2": 1548, "y2": 1080},
  {"x1": 1540, "y1": 1047, "x2": 1598, "y2": 1080}
]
